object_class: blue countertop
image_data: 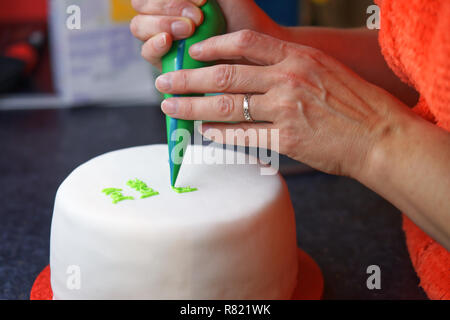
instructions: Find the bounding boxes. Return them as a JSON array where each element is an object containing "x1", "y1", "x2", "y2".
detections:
[{"x1": 0, "y1": 106, "x2": 426, "y2": 300}]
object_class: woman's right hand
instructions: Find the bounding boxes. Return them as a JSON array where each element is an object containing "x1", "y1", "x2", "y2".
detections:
[{"x1": 130, "y1": 0, "x2": 281, "y2": 70}]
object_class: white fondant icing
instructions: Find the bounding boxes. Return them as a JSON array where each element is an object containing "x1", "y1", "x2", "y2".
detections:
[{"x1": 50, "y1": 144, "x2": 298, "y2": 299}]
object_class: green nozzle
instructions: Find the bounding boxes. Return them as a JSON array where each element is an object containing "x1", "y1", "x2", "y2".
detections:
[{"x1": 161, "y1": 0, "x2": 226, "y2": 187}]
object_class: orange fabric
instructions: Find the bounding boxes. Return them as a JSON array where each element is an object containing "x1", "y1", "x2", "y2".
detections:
[{"x1": 375, "y1": 0, "x2": 450, "y2": 299}]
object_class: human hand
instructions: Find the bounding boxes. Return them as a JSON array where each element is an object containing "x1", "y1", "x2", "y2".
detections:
[
  {"x1": 155, "y1": 30, "x2": 415, "y2": 178},
  {"x1": 130, "y1": 0, "x2": 281, "y2": 70}
]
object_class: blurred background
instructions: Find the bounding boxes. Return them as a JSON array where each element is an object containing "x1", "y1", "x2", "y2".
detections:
[{"x1": 0, "y1": 0, "x2": 373, "y2": 110}]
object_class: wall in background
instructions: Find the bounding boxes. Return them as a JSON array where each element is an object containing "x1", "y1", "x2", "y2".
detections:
[
  {"x1": 0, "y1": 0, "x2": 47, "y2": 22},
  {"x1": 301, "y1": 0, "x2": 374, "y2": 27},
  {"x1": 255, "y1": 0, "x2": 300, "y2": 26},
  {"x1": 254, "y1": 0, "x2": 375, "y2": 28},
  {"x1": 0, "y1": 0, "x2": 302, "y2": 26}
]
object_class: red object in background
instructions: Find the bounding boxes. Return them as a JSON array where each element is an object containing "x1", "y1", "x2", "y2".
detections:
[
  {"x1": 0, "y1": 0, "x2": 52, "y2": 93},
  {"x1": 5, "y1": 42, "x2": 38, "y2": 74},
  {"x1": 0, "y1": 0, "x2": 47, "y2": 22},
  {"x1": 30, "y1": 265, "x2": 53, "y2": 300}
]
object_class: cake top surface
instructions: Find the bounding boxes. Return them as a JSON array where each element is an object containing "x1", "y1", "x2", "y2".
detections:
[{"x1": 56, "y1": 144, "x2": 284, "y2": 227}]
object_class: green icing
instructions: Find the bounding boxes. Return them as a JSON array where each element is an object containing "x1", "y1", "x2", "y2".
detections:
[
  {"x1": 102, "y1": 188, "x2": 134, "y2": 204},
  {"x1": 102, "y1": 179, "x2": 195, "y2": 204},
  {"x1": 172, "y1": 186, "x2": 198, "y2": 194},
  {"x1": 127, "y1": 179, "x2": 159, "y2": 199}
]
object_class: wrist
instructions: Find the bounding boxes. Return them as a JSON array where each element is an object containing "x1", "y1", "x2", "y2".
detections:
[{"x1": 356, "y1": 110, "x2": 417, "y2": 188}]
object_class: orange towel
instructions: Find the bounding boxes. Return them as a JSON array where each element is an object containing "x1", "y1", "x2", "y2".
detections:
[{"x1": 375, "y1": 0, "x2": 450, "y2": 299}]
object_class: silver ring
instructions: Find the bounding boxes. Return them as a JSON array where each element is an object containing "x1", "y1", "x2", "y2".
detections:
[{"x1": 243, "y1": 94, "x2": 254, "y2": 122}]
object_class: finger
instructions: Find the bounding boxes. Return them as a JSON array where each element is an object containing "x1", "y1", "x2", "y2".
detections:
[
  {"x1": 156, "y1": 64, "x2": 275, "y2": 94},
  {"x1": 161, "y1": 94, "x2": 274, "y2": 122},
  {"x1": 131, "y1": 0, "x2": 205, "y2": 25},
  {"x1": 188, "y1": 30, "x2": 291, "y2": 66},
  {"x1": 141, "y1": 33, "x2": 173, "y2": 69},
  {"x1": 198, "y1": 122, "x2": 275, "y2": 149},
  {"x1": 131, "y1": 15, "x2": 195, "y2": 41}
]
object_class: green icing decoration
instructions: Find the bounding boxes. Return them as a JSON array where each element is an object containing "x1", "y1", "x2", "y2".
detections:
[
  {"x1": 102, "y1": 188, "x2": 134, "y2": 204},
  {"x1": 127, "y1": 179, "x2": 159, "y2": 199},
  {"x1": 172, "y1": 186, "x2": 198, "y2": 194}
]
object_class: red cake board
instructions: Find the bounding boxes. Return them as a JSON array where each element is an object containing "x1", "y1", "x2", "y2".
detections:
[{"x1": 30, "y1": 248, "x2": 323, "y2": 300}]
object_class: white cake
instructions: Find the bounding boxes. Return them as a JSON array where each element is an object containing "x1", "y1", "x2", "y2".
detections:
[{"x1": 50, "y1": 144, "x2": 298, "y2": 299}]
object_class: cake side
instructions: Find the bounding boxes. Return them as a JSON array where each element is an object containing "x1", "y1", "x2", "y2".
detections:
[{"x1": 50, "y1": 144, "x2": 298, "y2": 299}]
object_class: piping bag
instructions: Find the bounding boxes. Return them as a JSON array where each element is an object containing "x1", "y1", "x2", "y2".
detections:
[{"x1": 161, "y1": 0, "x2": 226, "y2": 187}]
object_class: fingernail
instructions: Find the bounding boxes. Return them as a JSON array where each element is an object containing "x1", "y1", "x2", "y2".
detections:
[
  {"x1": 155, "y1": 33, "x2": 167, "y2": 49},
  {"x1": 156, "y1": 75, "x2": 171, "y2": 91},
  {"x1": 162, "y1": 99, "x2": 178, "y2": 115},
  {"x1": 171, "y1": 20, "x2": 191, "y2": 38},
  {"x1": 182, "y1": 7, "x2": 201, "y2": 25},
  {"x1": 189, "y1": 43, "x2": 202, "y2": 57},
  {"x1": 191, "y1": 0, "x2": 206, "y2": 6}
]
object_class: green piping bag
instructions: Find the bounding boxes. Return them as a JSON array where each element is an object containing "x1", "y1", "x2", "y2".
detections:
[{"x1": 161, "y1": 0, "x2": 226, "y2": 187}]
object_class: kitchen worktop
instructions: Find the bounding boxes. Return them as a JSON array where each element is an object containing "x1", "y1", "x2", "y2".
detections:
[{"x1": 0, "y1": 105, "x2": 427, "y2": 300}]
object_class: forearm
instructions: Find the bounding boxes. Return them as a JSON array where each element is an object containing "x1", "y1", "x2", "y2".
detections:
[
  {"x1": 275, "y1": 26, "x2": 419, "y2": 107},
  {"x1": 358, "y1": 109, "x2": 450, "y2": 249}
]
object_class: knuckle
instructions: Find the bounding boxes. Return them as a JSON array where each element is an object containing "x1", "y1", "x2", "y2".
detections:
[
  {"x1": 306, "y1": 48, "x2": 325, "y2": 62},
  {"x1": 140, "y1": 43, "x2": 150, "y2": 60},
  {"x1": 131, "y1": 0, "x2": 147, "y2": 11},
  {"x1": 180, "y1": 99, "x2": 193, "y2": 118},
  {"x1": 277, "y1": 41, "x2": 294, "y2": 58},
  {"x1": 216, "y1": 95, "x2": 235, "y2": 117},
  {"x1": 286, "y1": 48, "x2": 324, "y2": 70},
  {"x1": 130, "y1": 16, "x2": 140, "y2": 36},
  {"x1": 164, "y1": 0, "x2": 184, "y2": 14},
  {"x1": 278, "y1": 99, "x2": 299, "y2": 117},
  {"x1": 141, "y1": 40, "x2": 158, "y2": 63},
  {"x1": 235, "y1": 29, "x2": 257, "y2": 48},
  {"x1": 298, "y1": 49, "x2": 324, "y2": 70},
  {"x1": 214, "y1": 65, "x2": 236, "y2": 91},
  {"x1": 292, "y1": 50, "x2": 309, "y2": 64},
  {"x1": 157, "y1": 17, "x2": 167, "y2": 31},
  {"x1": 177, "y1": 71, "x2": 189, "y2": 91},
  {"x1": 279, "y1": 71, "x2": 301, "y2": 88}
]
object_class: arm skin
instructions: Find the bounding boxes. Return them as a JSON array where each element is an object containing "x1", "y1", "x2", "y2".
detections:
[
  {"x1": 274, "y1": 26, "x2": 420, "y2": 107},
  {"x1": 360, "y1": 108, "x2": 450, "y2": 250}
]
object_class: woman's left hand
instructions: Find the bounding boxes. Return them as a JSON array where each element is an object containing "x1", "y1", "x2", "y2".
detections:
[{"x1": 155, "y1": 30, "x2": 414, "y2": 179}]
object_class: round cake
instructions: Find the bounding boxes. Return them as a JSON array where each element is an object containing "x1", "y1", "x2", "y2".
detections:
[{"x1": 50, "y1": 144, "x2": 298, "y2": 299}]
